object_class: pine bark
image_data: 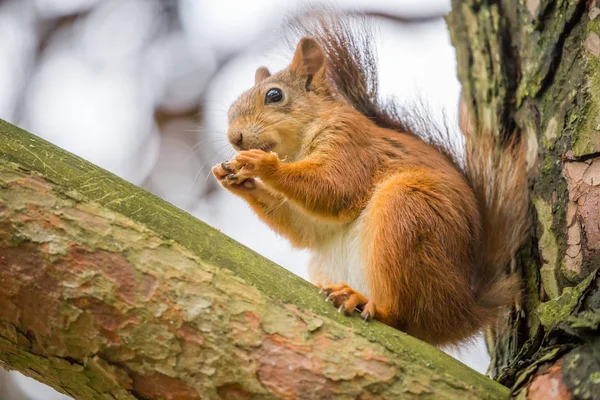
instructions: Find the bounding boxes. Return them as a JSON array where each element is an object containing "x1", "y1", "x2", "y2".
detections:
[
  {"x1": 448, "y1": 1, "x2": 600, "y2": 398},
  {"x1": 0, "y1": 119, "x2": 508, "y2": 399}
]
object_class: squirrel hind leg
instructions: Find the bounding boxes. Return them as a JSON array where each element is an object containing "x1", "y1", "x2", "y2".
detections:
[{"x1": 360, "y1": 170, "x2": 481, "y2": 346}]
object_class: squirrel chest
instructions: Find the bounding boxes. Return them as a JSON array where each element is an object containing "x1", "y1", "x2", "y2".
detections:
[{"x1": 307, "y1": 218, "x2": 370, "y2": 298}]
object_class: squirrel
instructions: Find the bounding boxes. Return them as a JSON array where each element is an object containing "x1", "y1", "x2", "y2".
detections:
[{"x1": 211, "y1": 15, "x2": 528, "y2": 346}]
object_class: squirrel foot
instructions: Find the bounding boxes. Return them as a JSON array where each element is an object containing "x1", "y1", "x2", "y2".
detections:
[{"x1": 320, "y1": 283, "x2": 375, "y2": 321}]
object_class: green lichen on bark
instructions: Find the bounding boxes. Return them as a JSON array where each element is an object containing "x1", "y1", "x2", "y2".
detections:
[
  {"x1": 537, "y1": 269, "x2": 598, "y2": 328},
  {"x1": 575, "y1": 14, "x2": 600, "y2": 156},
  {"x1": 533, "y1": 197, "x2": 560, "y2": 299},
  {"x1": 562, "y1": 338, "x2": 600, "y2": 399},
  {"x1": 0, "y1": 120, "x2": 509, "y2": 399}
]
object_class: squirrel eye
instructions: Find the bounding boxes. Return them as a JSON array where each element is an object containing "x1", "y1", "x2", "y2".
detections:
[{"x1": 265, "y1": 88, "x2": 284, "y2": 104}]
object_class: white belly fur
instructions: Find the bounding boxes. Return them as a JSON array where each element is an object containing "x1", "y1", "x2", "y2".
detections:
[{"x1": 308, "y1": 218, "x2": 370, "y2": 297}]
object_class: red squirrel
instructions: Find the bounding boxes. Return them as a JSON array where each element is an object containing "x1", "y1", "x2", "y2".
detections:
[{"x1": 211, "y1": 16, "x2": 528, "y2": 346}]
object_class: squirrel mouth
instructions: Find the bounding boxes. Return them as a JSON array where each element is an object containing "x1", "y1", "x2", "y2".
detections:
[
  {"x1": 235, "y1": 142, "x2": 275, "y2": 152},
  {"x1": 258, "y1": 143, "x2": 275, "y2": 152}
]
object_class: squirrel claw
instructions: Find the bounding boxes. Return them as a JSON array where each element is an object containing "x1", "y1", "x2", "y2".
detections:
[
  {"x1": 360, "y1": 301, "x2": 376, "y2": 321},
  {"x1": 338, "y1": 304, "x2": 344, "y2": 313},
  {"x1": 221, "y1": 161, "x2": 233, "y2": 172}
]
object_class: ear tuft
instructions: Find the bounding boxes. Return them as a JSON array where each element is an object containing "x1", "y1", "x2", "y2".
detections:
[
  {"x1": 255, "y1": 66, "x2": 271, "y2": 84},
  {"x1": 290, "y1": 37, "x2": 325, "y2": 78}
]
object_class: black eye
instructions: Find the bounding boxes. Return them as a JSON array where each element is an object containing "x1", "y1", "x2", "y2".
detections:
[{"x1": 265, "y1": 88, "x2": 284, "y2": 104}]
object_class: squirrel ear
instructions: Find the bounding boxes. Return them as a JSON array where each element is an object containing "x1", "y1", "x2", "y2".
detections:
[
  {"x1": 290, "y1": 37, "x2": 325, "y2": 89},
  {"x1": 255, "y1": 66, "x2": 271, "y2": 84}
]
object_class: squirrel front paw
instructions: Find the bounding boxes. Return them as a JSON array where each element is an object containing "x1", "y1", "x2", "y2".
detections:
[
  {"x1": 212, "y1": 162, "x2": 256, "y2": 191},
  {"x1": 229, "y1": 149, "x2": 280, "y2": 180}
]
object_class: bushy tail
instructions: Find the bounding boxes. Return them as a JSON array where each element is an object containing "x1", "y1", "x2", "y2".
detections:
[
  {"x1": 459, "y1": 104, "x2": 529, "y2": 315},
  {"x1": 289, "y1": 11, "x2": 529, "y2": 315}
]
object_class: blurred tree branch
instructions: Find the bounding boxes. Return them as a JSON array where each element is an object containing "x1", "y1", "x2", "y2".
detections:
[{"x1": 356, "y1": 10, "x2": 446, "y2": 24}]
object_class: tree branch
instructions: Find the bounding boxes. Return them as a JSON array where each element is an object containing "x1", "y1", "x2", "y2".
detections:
[{"x1": 0, "y1": 118, "x2": 507, "y2": 399}]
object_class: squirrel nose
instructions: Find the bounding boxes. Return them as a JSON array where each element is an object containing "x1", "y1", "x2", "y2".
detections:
[{"x1": 231, "y1": 132, "x2": 243, "y2": 149}]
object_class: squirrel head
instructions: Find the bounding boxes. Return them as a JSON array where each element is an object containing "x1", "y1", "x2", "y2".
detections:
[{"x1": 226, "y1": 37, "x2": 334, "y2": 160}]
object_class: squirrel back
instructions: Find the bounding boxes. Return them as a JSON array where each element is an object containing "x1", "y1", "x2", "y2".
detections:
[{"x1": 288, "y1": 13, "x2": 529, "y2": 328}]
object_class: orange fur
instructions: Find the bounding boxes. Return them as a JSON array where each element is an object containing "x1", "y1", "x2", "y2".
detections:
[{"x1": 212, "y1": 19, "x2": 528, "y2": 346}]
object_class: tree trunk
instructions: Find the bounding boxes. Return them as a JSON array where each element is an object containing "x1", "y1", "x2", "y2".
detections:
[
  {"x1": 0, "y1": 119, "x2": 509, "y2": 399},
  {"x1": 448, "y1": 1, "x2": 600, "y2": 398}
]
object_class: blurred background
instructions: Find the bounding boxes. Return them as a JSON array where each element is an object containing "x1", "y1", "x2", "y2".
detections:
[{"x1": 0, "y1": 0, "x2": 489, "y2": 398}]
